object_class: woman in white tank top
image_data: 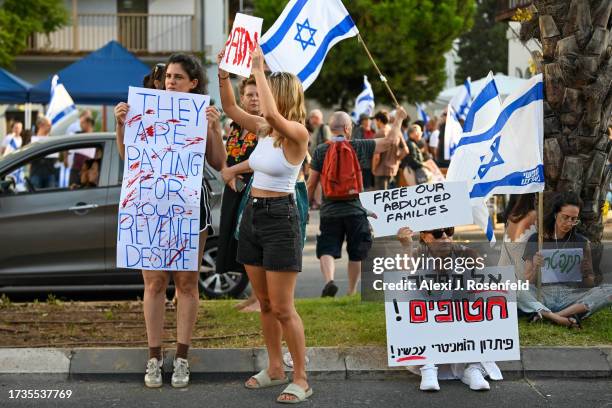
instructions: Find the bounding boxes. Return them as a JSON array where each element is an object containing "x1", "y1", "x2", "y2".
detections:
[{"x1": 217, "y1": 46, "x2": 311, "y2": 403}]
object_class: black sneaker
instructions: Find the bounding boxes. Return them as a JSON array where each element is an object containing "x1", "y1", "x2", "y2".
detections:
[{"x1": 321, "y1": 281, "x2": 338, "y2": 297}]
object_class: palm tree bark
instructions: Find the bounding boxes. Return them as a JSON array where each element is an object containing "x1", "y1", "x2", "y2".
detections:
[{"x1": 521, "y1": 0, "x2": 611, "y2": 284}]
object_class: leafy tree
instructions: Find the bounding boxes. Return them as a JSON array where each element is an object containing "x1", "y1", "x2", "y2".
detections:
[
  {"x1": 255, "y1": 0, "x2": 476, "y2": 108},
  {"x1": 0, "y1": 0, "x2": 69, "y2": 68},
  {"x1": 455, "y1": 0, "x2": 508, "y2": 84}
]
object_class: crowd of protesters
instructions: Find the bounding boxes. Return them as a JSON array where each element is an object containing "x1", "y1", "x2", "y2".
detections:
[{"x1": 1, "y1": 51, "x2": 610, "y2": 400}]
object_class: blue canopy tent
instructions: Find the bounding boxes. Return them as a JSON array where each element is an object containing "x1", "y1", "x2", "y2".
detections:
[
  {"x1": 0, "y1": 68, "x2": 32, "y2": 103},
  {"x1": 29, "y1": 40, "x2": 150, "y2": 105}
]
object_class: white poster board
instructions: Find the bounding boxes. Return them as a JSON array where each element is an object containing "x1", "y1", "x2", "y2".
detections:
[
  {"x1": 117, "y1": 86, "x2": 209, "y2": 271},
  {"x1": 541, "y1": 248, "x2": 583, "y2": 284},
  {"x1": 220, "y1": 13, "x2": 264, "y2": 77},
  {"x1": 384, "y1": 266, "x2": 520, "y2": 366},
  {"x1": 359, "y1": 182, "x2": 473, "y2": 238}
]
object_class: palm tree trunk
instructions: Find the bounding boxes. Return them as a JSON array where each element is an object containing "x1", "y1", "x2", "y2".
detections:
[{"x1": 521, "y1": 0, "x2": 611, "y2": 284}]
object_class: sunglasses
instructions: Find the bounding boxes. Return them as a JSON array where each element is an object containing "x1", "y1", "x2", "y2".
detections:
[
  {"x1": 424, "y1": 227, "x2": 455, "y2": 239},
  {"x1": 153, "y1": 63, "x2": 165, "y2": 76}
]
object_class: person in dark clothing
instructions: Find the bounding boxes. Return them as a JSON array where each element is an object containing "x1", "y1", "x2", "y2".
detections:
[{"x1": 216, "y1": 76, "x2": 260, "y2": 311}]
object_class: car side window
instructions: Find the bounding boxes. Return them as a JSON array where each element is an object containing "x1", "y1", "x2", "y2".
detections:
[{"x1": 0, "y1": 144, "x2": 104, "y2": 195}]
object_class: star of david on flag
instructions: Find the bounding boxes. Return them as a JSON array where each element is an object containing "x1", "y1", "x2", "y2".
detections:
[
  {"x1": 261, "y1": 0, "x2": 358, "y2": 90},
  {"x1": 295, "y1": 19, "x2": 317, "y2": 50}
]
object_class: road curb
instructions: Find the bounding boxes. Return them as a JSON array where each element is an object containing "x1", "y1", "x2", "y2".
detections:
[{"x1": 1, "y1": 346, "x2": 610, "y2": 380}]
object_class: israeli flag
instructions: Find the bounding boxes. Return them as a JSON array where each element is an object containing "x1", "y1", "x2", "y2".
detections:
[
  {"x1": 416, "y1": 103, "x2": 430, "y2": 124},
  {"x1": 445, "y1": 73, "x2": 502, "y2": 243},
  {"x1": 443, "y1": 105, "x2": 463, "y2": 161},
  {"x1": 451, "y1": 74, "x2": 544, "y2": 199},
  {"x1": 261, "y1": 0, "x2": 359, "y2": 90},
  {"x1": 46, "y1": 75, "x2": 78, "y2": 136},
  {"x1": 351, "y1": 75, "x2": 374, "y2": 123},
  {"x1": 446, "y1": 72, "x2": 501, "y2": 160},
  {"x1": 449, "y1": 77, "x2": 472, "y2": 121}
]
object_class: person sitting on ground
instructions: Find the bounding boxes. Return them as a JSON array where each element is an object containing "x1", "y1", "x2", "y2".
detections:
[
  {"x1": 498, "y1": 194, "x2": 580, "y2": 328},
  {"x1": 397, "y1": 225, "x2": 502, "y2": 392},
  {"x1": 523, "y1": 191, "x2": 611, "y2": 326}
]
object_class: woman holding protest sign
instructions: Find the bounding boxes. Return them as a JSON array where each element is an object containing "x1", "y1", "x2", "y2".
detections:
[
  {"x1": 499, "y1": 194, "x2": 581, "y2": 328},
  {"x1": 523, "y1": 191, "x2": 611, "y2": 326},
  {"x1": 218, "y1": 46, "x2": 311, "y2": 403},
  {"x1": 114, "y1": 53, "x2": 225, "y2": 389},
  {"x1": 397, "y1": 226, "x2": 502, "y2": 392}
]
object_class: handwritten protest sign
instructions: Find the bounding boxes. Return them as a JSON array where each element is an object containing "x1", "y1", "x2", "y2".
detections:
[
  {"x1": 220, "y1": 13, "x2": 263, "y2": 77},
  {"x1": 541, "y1": 248, "x2": 583, "y2": 284},
  {"x1": 359, "y1": 182, "x2": 473, "y2": 238},
  {"x1": 384, "y1": 266, "x2": 520, "y2": 366},
  {"x1": 117, "y1": 86, "x2": 209, "y2": 271}
]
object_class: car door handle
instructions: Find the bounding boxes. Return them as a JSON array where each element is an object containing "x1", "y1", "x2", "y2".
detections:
[{"x1": 68, "y1": 204, "x2": 99, "y2": 211}]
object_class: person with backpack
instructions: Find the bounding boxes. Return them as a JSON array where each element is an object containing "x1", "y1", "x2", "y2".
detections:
[{"x1": 307, "y1": 108, "x2": 407, "y2": 297}]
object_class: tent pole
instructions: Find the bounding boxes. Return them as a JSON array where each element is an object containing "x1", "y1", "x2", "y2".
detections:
[{"x1": 102, "y1": 105, "x2": 107, "y2": 131}]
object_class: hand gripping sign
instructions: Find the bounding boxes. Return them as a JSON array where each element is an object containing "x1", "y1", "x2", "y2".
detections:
[
  {"x1": 117, "y1": 86, "x2": 209, "y2": 271},
  {"x1": 220, "y1": 13, "x2": 264, "y2": 77},
  {"x1": 359, "y1": 182, "x2": 474, "y2": 238}
]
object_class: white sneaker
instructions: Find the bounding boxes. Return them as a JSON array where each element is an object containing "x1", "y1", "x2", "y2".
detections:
[
  {"x1": 144, "y1": 358, "x2": 163, "y2": 388},
  {"x1": 419, "y1": 365, "x2": 440, "y2": 391},
  {"x1": 461, "y1": 364, "x2": 490, "y2": 391},
  {"x1": 171, "y1": 358, "x2": 190, "y2": 388}
]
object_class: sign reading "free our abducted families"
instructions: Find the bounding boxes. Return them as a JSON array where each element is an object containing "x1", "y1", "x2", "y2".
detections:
[{"x1": 359, "y1": 182, "x2": 474, "y2": 238}]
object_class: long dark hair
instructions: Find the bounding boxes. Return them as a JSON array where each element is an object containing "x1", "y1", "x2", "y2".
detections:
[
  {"x1": 543, "y1": 191, "x2": 582, "y2": 237},
  {"x1": 165, "y1": 53, "x2": 207, "y2": 94},
  {"x1": 504, "y1": 193, "x2": 536, "y2": 223}
]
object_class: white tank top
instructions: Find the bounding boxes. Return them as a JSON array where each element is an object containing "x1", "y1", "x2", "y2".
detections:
[{"x1": 250, "y1": 136, "x2": 302, "y2": 193}]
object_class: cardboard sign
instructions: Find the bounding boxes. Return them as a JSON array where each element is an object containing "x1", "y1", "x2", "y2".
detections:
[
  {"x1": 541, "y1": 248, "x2": 583, "y2": 284},
  {"x1": 117, "y1": 86, "x2": 209, "y2": 271},
  {"x1": 359, "y1": 182, "x2": 474, "y2": 238},
  {"x1": 220, "y1": 13, "x2": 263, "y2": 77},
  {"x1": 384, "y1": 266, "x2": 520, "y2": 366}
]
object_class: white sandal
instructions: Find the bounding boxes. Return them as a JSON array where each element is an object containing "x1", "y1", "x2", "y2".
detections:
[
  {"x1": 244, "y1": 369, "x2": 289, "y2": 389},
  {"x1": 277, "y1": 383, "x2": 313, "y2": 404}
]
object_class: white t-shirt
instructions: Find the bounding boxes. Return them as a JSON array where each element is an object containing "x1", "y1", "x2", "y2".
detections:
[
  {"x1": 428, "y1": 129, "x2": 440, "y2": 148},
  {"x1": 2, "y1": 134, "x2": 22, "y2": 156},
  {"x1": 66, "y1": 120, "x2": 81, "y2": 135}
]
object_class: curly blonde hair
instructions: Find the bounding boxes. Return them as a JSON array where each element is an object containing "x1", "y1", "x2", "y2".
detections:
[{"x1": 257, "y1": 72, "x2": 306, "y2": 147}]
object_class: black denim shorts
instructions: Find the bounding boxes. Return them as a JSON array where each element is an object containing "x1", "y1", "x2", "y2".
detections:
[
  {"x1": 316, "y1": 215, "x2": 372, "y2": 261},
  {"x1": 237, "y1": 195, "x2": 302, "y2": 272}
]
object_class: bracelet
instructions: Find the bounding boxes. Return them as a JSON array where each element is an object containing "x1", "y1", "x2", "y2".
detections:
[{"x1": 218, "y1": 74, "x2": 230, "y2": 80}]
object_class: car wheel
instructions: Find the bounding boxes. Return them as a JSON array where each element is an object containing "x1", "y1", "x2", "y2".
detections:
[{"x1": 199, "y1": 237, "x2": 249, "y2": 299}]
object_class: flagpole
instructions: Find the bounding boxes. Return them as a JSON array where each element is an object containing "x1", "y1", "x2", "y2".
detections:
[
  {"x1": 537, "y1": 191, "x2": 543, "y2": 300},
  {"x1": 357, "y1": 33, "x2": 400, "y2": 107}
]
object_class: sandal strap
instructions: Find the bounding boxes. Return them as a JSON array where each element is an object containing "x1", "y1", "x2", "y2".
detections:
[
  {"x1": 280, "y1": 383, "x2": 308, "y2": 399},
  {"x1": 251, "y1": 369, "x2": 271, "y2": 386}
]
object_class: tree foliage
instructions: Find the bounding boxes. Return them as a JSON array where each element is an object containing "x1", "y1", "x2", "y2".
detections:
[
  {"x1": 455, "y1": 0, "x2": 508, "y2": 83},
  {"x1": 0, "y1": 0, "x2": 69, "y2": 68},
  {"x1": 254, "y1": 0, "x2": 476, "y2": 108}
]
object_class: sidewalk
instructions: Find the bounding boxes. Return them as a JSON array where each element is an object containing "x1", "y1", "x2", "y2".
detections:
[{"x1": 1, "y1": 347, "x2": 611, "y2": 380}]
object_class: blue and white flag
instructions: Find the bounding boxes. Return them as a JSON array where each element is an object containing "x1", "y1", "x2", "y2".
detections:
[
  {"x1": 261, "y1": 0, "x2": 358, "y2": 90},
  {"x1": 449, "y1": 77, "x2": 472, "y2": 122},
  {"x1": 446, "y1": 72, "x2": 501, "y2": 160},
  {"x1": 449, "y1": 74, "x2": 544, "y2": 200},
  {"x1": 351, "y1": 75, "x2": 374, "y2": 123},
  {"x1": 416, "y1": 103, "x2": 430, "y2": 124},
  {"x1": 46, "y1": 75, "x2": 78, "y2": 136},
  {"x1": 462, "y1": 72, "x2": 501, "y2": 133},
  {"x1": 443, "y1": 105, "x2": 463, "y2": 161}
]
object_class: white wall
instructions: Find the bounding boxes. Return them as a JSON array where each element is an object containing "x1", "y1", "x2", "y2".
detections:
[
  {"x1": 148, "y1": 0, "x2": 195, "y2": 52},
  {"x1": 507, "y1": 22, "x2": 539, "y2": 78}
]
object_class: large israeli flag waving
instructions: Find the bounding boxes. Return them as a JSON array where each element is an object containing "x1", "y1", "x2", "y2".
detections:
[
  {"x1": 351, "y1": 75, "x2": 374, "y2": 123},
  {"x1": 46, "y1": 75, "x2": 78, "y2": 136},
  {"x1": 451, "y1": 74, "x2": 544, "y2": 199},
  {"x1": 261, "y1": 0, "x2": 358, "y2": 90}
]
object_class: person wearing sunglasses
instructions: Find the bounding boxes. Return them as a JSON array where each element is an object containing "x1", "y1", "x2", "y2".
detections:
[
  {"x1": 397, "y1": 226, "x2": 502, "y2": 392},
  {"x1": 523, "y1": 191, "x2": 610, "y2": 326}
]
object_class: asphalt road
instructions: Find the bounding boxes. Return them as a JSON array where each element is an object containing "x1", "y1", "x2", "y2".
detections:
[{"x1": 0, "y1": 377, "x2": 610, "y2": 408}]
